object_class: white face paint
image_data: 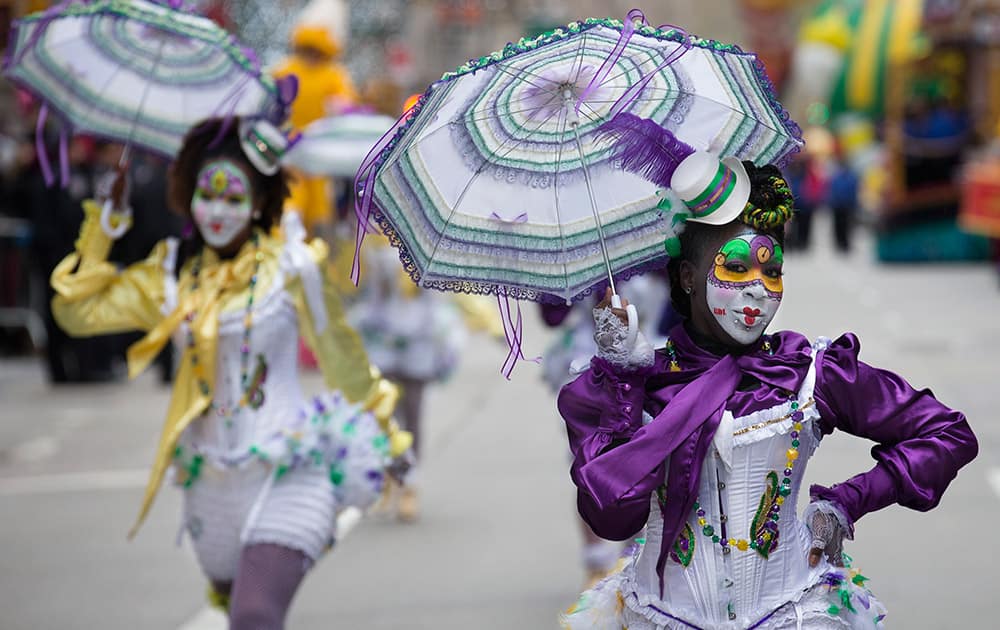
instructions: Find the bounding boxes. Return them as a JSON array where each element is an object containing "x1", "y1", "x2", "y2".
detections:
[
  {"x1": 705, "y1": 233, "x2": 784, "y2": 345},
  {"x1": 191, "y1": 159, "x2": 253, "y2": 249}
]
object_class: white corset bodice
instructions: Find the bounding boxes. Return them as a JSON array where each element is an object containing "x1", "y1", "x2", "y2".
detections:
[
  {"x1": 629, "y1": 351, "x2": 831, "y2": 628},
  {"x1": 173, "y1": 268, "x2": 307, "y2": 464}
]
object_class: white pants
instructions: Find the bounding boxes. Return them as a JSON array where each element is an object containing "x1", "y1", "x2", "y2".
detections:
[{"x1": 181, "y1": 462, "x2": 336, "y2": 582}]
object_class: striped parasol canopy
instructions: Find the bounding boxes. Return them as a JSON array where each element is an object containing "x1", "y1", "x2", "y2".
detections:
[
  {"x1": 355, "y1": 16, "x2": 802, "y2": 307},
  {"x1": 283, "y1": 113, "x2": 396, "y2": 177},
  {"x1": 2, "y1": 0, "x2": 287, "y2": 163}
]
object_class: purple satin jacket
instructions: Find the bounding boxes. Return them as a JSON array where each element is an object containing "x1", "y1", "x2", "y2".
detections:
[{"x1": 559, "y1": 324, "x2": 978, "y2": 580}]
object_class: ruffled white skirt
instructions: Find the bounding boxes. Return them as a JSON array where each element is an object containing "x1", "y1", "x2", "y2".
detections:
[
  {"x1": 562, "y1": 559, "x2": 886, "y2": 630},
  {"x1": 174, "y1": 391, "x2": 389, "y2": 581}
]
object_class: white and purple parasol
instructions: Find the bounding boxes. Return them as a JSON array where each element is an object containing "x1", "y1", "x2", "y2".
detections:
[
  {"x1": 353, "y1": 11, "x2": 803, "y2": 375},
  {"x1": 283, "y1": 113, "x2": 396, "y2": 178},
  {"x1": 2, "y1": 0, "x2": 294, "y2": 186}
]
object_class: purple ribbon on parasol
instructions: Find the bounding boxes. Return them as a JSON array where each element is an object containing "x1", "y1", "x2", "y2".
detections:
[
  {"x1": 576, "y1": 8, "x2": 693, "y2": 119},
  {"x1": 7, "y1": 0, "x2": 286, "y2": 187},
  {"x1": 497, "y1": 293, "x2": 541, "y2": 380},
  {"x1": 35, "y1": 103, "x2": 70, "y2": 188},
  {"x1": 351, "y1": 109, "x2": 415, "y2": 285}
]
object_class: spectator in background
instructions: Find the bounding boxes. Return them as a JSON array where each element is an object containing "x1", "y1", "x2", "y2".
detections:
[
  {"x1": 24, "y1": 129, "x2": 120, "y2": 382},
  {"x1": 827, "y1": 149, "x2": 860, "y2": 253},
  {"x1": 784, "y1": 152, "x2": 826, "y2": 251},
  {"x1": 273, "y1": 0, "x2": 356, "y2": 238}
]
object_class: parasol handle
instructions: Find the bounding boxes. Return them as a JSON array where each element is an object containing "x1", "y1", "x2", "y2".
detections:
[
  {"x1": 611, "y1": 294, "x2": 638, "y2": 349},
  {"x1": 567, "y1": 91, "x2": 618, "y2": 297},
  {"x1": 100, "y1": 199, "x2": 132, "y2": 240},
  {"x1": 118, "y1": 144, "x2": 131, "y2": 168},
  {"x1": 109, "y1": 162, "x2": 130, "y2": 207},
  {"x1": 98, "y1": 161, "x2": 132, "y2": 239}
]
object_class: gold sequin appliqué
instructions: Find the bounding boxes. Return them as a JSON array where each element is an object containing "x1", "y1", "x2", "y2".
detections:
[{"x1": 732, "y1": 398, "x2": 815, "y2": 437}]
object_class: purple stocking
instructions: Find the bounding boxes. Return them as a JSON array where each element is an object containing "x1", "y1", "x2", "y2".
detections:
[
  {"x1": 385, "y1": 372, "x2": 426, "y2": 458},
  {"x1": 228, "y1": 543, "x2": 311, "y2": 630}
]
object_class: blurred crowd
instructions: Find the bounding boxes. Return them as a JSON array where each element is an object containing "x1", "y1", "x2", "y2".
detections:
[
  {"x1": 2, "y1": 0, "x2": 999, "y2": 383},
  {"x1": 0, "y1": 94, "x2": 182, "y2": 381},
  {"x1": 0, "y1": 0, "x2": 407, "y2": 383}
]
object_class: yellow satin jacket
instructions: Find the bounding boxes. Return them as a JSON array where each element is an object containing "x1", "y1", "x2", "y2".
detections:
[{"x1": 51, "y1": 201, "x2": 410, "y2": 536}]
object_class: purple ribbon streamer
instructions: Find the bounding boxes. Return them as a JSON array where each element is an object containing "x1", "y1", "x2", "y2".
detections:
[
  {"x1": 575, "y1": 8, "x2": 644, "y2": 113},
  {"x1": 351, "y1": 111, "x2": 411, "y2": 285},
  {"x1": 575, "y1": 9, "x2": 692, "y2": 119},
  {"x1": 497, "y1": 292, "x2": 541, "y2": 380},
  {"x1": 35, "y1": 103, "x2": 54, "y2": 187},
  {"x1": 58, "y1": 126, "x2": 69, "y2": 188},
  {"x1": 608, "y1": 30, "x2": 691, "y2": 120},
  {"x1": 34, "y1": 103, "x2": 70, "y2": 189}
]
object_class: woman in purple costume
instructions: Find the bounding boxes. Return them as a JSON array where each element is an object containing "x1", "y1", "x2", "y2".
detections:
[{"x1": 559, "y1": 115, "x2": 977, "y2": 629}]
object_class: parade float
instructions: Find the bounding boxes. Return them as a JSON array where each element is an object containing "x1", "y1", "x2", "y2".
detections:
[{"x1": 787, "y1": 0, "x2": 998, "y2": 262}]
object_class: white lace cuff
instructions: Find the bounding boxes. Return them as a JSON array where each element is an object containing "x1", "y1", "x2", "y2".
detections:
[
  {"x1": 592, "y1": 307, "x2": 654, "y2": 370},
  {"x1": 803, "y1": 499, "x2": 854, "y2": 540}
]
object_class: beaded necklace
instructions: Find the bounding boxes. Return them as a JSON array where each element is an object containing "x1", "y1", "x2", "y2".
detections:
[
  {"x1": 186, "y1": 232, "x2": 267, "y2": 423},
  {"x1": 659, "y1": 335, "x2": 807, "y2": 564},
  {"x1": 692, "y1": 390, "x2": 803, "y2": 558}
]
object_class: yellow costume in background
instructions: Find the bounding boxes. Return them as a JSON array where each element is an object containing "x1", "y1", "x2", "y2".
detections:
[
  {"x1": 51, "y1": 201, "x2": 410, "y2": 535},
  {"x1": 274, "y1": 25, "x2": 357, "y2": 232}
]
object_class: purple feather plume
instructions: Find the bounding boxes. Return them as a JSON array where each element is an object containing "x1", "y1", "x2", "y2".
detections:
[{"x1": 598, "y1": 113, "x2": 694, "y2": 188}]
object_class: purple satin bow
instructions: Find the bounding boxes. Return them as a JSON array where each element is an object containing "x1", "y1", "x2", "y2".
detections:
[
  {"x1": 489, "y1": 211, "x2": 528, "y2": 224},
  {"x1": 573, "y1": 355, "x2": 739, "y2": 594}
]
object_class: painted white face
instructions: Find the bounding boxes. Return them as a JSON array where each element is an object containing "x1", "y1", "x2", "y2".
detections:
[
  {"x1": 705, "y1": 232, "x2": 784, "y2": 345},
  {"x1": 191, "y1": 159, "x2": 253, "y2": 249}
]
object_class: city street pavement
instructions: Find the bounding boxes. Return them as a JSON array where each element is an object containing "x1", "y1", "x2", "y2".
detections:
[{"x1": 2, "y1": 215, "x2": 998, "y2": 629}]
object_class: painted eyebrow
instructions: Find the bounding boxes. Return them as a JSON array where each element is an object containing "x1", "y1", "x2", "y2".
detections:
[
  {"x1": 196, "y1": 173, "x2": 248, "y2": 194},
  {"x1": 771, "y1": 243, "x2": 784, "y2": 265},
  {"x1": 718, "y1": 238, "x2": 752, "y2": 262}
]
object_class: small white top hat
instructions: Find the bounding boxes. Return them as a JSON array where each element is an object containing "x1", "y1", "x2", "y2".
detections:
[
  {"x1": 670, "y1": 151, "x2": 751, "y2": 225},
  {"x1": 239, "y1": 119, "x2": 288, "y2": 176}
]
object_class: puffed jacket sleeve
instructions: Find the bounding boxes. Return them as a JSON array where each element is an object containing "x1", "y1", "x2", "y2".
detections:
[
  {"x1": 559, "y1": 355, "x2": 667, "y2": 540},
  {"x1": 50, "y1": 199, "x2": 168, "y2": 337},
  {"x1": 285, "y1": 229, "x2": 412, "y2": 458},
  {"x1": 811, "y1": 333, "x2": 978, "y2": 526}
]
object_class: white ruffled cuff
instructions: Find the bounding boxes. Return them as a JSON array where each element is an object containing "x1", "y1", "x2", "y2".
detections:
[{"x1": 803, "y1": 499, "x2": 854, "y2": 540}]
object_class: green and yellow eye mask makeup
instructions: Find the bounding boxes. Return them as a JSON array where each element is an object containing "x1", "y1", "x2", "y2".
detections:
[
  {"x1": 705, "y1": 233, "x2": 783, "y2": 345},
  {"x1": 710, "y1": 234, "x2": 784, "y2": 298}
]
